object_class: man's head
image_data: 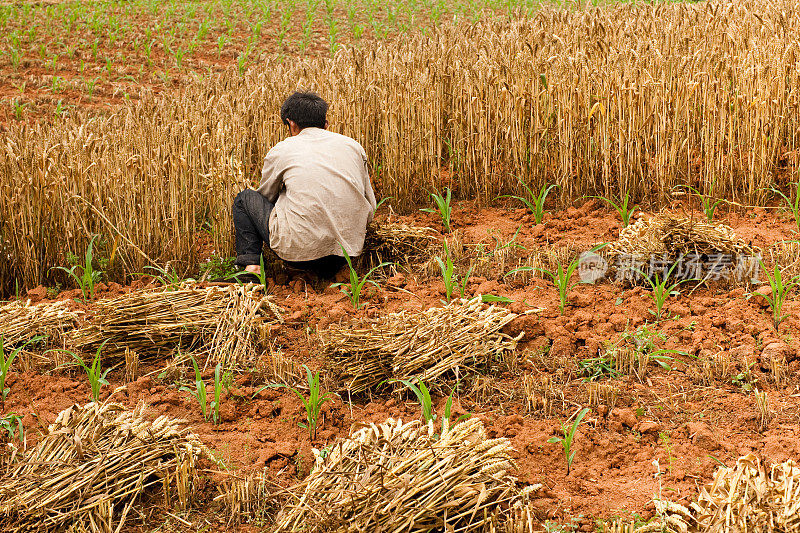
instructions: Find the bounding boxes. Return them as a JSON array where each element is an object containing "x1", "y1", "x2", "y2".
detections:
[{"x1": 280, "y1": 91, "x2": 328, "y2": 135}]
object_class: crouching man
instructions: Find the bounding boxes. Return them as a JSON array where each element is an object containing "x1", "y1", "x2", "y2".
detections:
[{"x1": 232, "y1": 91, "x2": 376, "y2": 280}]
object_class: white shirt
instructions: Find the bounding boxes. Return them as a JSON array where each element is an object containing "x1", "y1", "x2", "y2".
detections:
[{"x1": 256, "y1": 127, "x2": 376, "y2": 262}]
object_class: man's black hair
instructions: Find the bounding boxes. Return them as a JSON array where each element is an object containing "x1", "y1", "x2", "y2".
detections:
[{"x1": 280, "y1": 91, "x2": 328, "y2": 129}]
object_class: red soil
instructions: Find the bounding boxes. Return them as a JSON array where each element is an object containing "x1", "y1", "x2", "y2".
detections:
[{"x1": 4, "y1": 202, "x2": 800, "y2": 531}]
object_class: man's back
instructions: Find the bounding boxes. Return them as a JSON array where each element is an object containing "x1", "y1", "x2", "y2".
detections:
[{"x1": 257, "y1": 127, "x2": 376, "y2": 262}]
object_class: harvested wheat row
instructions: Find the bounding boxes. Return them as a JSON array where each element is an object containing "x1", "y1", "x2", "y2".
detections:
[
  {"x1": 0, "y1": 402, "x2": 209, "y2": 533},
  {"x1": 0, "y1": 299, "x2": 82, "y2": 347},
  {"x1": 320, "y1": 296, "x2": 520, "y2": 394},
  {"x1": 607, "y1": 212, "x2": 759, "y2": 282},
  {"x1": 616, "y1": 454, "x2": 800, "y2": 533},
  {"x1": 275, "y1": 417, "x2": 533, "y2": 533},
  {"x1": 360, "y1": 221, "x2": 437, "y2": 268},
  {"x1": 67, "y1": 283, "x2": 283, "y2": 367}
]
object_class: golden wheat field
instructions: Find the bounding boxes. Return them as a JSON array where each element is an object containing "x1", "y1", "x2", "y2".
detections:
[
  {"x1": 2, "y1": 0, "x2": 800, "y2": 532},
  {"x1": 1, "y1": 0, "x2": 799, "y2": 292}
]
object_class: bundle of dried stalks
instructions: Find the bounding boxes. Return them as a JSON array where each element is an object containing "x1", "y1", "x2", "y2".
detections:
[
  {"x1": 68, "y1": 283, "x2": 283, "y2": 366},
  {"x1": 360, "y1": 221, "x2": 437, "y2": 268},
  {"x1": 275, "y1": 417, "x2": 527, "y2": 533},
  {"x1": 0, "y1": 402, "x2": 208, "y2": 533},
  {"x1": 0, "y1": 299, "x2": 81, "y2": 347},
  {"x1": 608, "y1": 213, "x2": 758, "y2": 282},
  {"x1": 320, "y1": 297, "x2": 520, "y2": 394},
  {"x1": 623, "y1": 454, "x2": 800, "y2": 533},
  {"x1": 216, "y1": 471, "x2": 279, "y2": 525}
]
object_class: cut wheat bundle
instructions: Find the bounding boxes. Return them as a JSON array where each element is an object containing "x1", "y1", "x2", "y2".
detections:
[
  {"x1": 0, "y1": 299, "x2": 81, "y2": 347},
  {"x1": 216, "y1": 471, "x2": 280, "y2": 525},
  {"x1": 359, "y1": 221, "x2": 437, "y2": 269},
  {"x1": 607, "y1": 213, "x2": 759, "y2": 283},
  {"x1": 0, "y1": 402, "x2": 209, "y2": 533},
  {"x1": 67, "y1": 283, "x2": 284, "y2": 366},
  {"x1": 619, "y1": 453, "x2": 800, "y2": 533},
  {"x1": 275, "y1": 417, "x2": 535, "y2": 533},
  {"x1": 320, "y1": 297, "x2": 520, "y2": 394}
]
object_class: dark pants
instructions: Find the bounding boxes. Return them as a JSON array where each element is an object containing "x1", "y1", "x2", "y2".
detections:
[
  {"x1": 233, "y1": 189, "x2": 274, "y2": 268},
  {"x1": 232, "y1": 190, "x2": 346, "y2": 279}
]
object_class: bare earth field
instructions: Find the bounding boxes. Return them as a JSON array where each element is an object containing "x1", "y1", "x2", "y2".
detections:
[
  {"x1": 3, "y1": 0, "x2": 800, "y2": 531},
  {"x1": 4, "y1": 202, "x2": 800, "y2": 531}
]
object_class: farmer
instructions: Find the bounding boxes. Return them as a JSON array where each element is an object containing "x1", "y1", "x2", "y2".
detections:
[{"x1": 231, "y1": 91, "x2": 376, "y2": 280}]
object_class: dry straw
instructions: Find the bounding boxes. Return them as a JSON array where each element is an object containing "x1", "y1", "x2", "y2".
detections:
[
  {"x1": 0, "y1": 299, "x2": 81, "y2": 347},
  {"x1": 0, "y1": 402, "x2": 208, "y2": 533},
  {"x1": 274, "y1": 417, "x2": 534, "y2": 533},
  {"x1": 320, "y1": 296, "x2": 520, "y2": 394},
  {"x1": 621, "y1": 453, "x2": 800, "y2": 532},
  {"x1": 4, "y1": 0, "x2": 800, "y2": 293},
  {"x1": 608, "y1": 212, "x2": 758, "y2": 281},
  {"x1": 360, "y1": 221, "x2": 437, "y2": 269},
  {"x1": 68, "y1": 283, "x2": 284, "y2": 367}
]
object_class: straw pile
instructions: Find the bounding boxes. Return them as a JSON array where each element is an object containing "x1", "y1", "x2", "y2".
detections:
[
  {"x1": 607, "y1": 213, "x2": 758, "y2": 281},
  {"x1": 216, "y1": 471, "x2": 279, "y2": 525},
  {"x1": 275, "y1": 417, "x2": 531, "y2": 533},
  {"x1": 68, "y1": 283, "x2": 284, "y2": 366},
  {"x1": 0, "y1": 402, "x2": 208, "y2": 532},
  {"x1": 320, "y1": 297, "x2": 520, "y2": 394},
  {"x1": 625, "y1": 454, "x2": 800, "y2": 532},
  {"x1": 0, "y1": 299, "x2": 81, "y2": 347},
  {"x1": 360, "y1": 221, "x2": 437, "y2": 268}
]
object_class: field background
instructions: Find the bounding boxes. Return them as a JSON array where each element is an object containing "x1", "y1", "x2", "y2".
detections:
[{"x1": 1, "y1": 0, "x2": 799, "y2": 295}]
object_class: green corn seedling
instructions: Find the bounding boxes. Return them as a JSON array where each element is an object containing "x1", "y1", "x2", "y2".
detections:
[
  {"x1": 435, "y1": 240, "x2": 457, "y2": 302},
  {"x1": 636, "y1": 264, "x2": 686, "y2": 321},
  {"x1": 749, "y1": 260, "x2": 800, "y2": 329},
  {"x1": 70, "y1": 340, "x2": 111, "y2": 402},
  {"x1": 496, "y1": 178, "x2": 556, "y2": 225},
  {"x1": 181, "y1": 351, "x2": 209, "y2": 421},
  {"x1": 292, "y1": 365, "x2": 333, "y2": 440},
  {"x1": 400, "y1": 378, "x2": 436, "y2": 423},
  {"x1": 1, "y1": 335, "x2": 43, "y2": 401},
  {"x1": 678, "y1": 184, "x2": 723, "y2": 222},
  {"x1": 421, "y1": 188, "x2": 453, "y2": 232},
  {"x1": 52, "y1": 234, "x2": 103, "y2": 300},
  {"x1": 330, "y1": 245, "x2": 390, "y2": 309},
  {"x1": 588, "y1": 192, "x2": 636, "y2": 227},
  {"x1": 0, "y1": 414, "x2": 24, "y2": 446},
  {"x1": 535, "y1": 245, "x2": 604, "y2": 315},
  {"x1": 548, "y1": 407, "x2": 590, "y2": 475},
  {"x1": 771, "y1": 181, "x2": 800, "y2": 233}
]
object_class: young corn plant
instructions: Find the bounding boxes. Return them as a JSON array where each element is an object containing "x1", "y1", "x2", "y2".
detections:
[
  {"x1": 749, "y1": 260, "x2": 800, "y2": 329},
  {"x1": 587, "y1": 192, "x2": 636, "y2": 227},
  {"x1": 496, "y1": 178, "x2": 557, "y2": 224},
  {"x1": 636, "y1": 264, "x2": 686, "y2": 321},
  {"x1": 435, "y1": 240, "x2": 457, "y2": 303},
  {"x1": 70, "y1": 340, "x2": 111, "y2": 402},
  {"x1": 421, "y1": 188, "x2": 453, "y2": 232},
  {"x1": 1, "y1": 336, "x2": 43, "y2": 401},
  {"x1": 678, "y1": 183, "x2": 723, "y2": 222},
  {"x1": 548, "y1": 407, "x2": 590, "y2": 475},
  {"x1": 181, "y1": 351, "x2": 209, "y2": 421},
  {"x1": 771, "y1": 181, "x2": 800, "y2": 233},
  {"x1": 536, "y1": 246, "x2": 604, "y2": 315},
  {"x1": 289, "y1": 365, "x2": 333, "y2": 440},
  {"x1": 330, "y1": 245, "x2": 390, "y2": 309},
  {"x1": 400, "y1": 378, "x2": 436, "y2": 423},
  {"x1": 399, "y1": 378, "x2": 467, "y2": 431},
  {"x1": 0, "y1": 414, "x2": 24, "y2": 446},
  {"x1": 52, "y1": 234, "x2": 103, "y2": 300}
]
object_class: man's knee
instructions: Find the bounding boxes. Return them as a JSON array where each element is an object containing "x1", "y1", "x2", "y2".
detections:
[{"x1": 233, "y1": 189, "x2": 259, "y2": 209}]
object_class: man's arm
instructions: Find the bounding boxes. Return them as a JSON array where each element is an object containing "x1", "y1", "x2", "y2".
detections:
[{"x1": 256, "y1": 149, "x2": 282, "y2": 203}]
